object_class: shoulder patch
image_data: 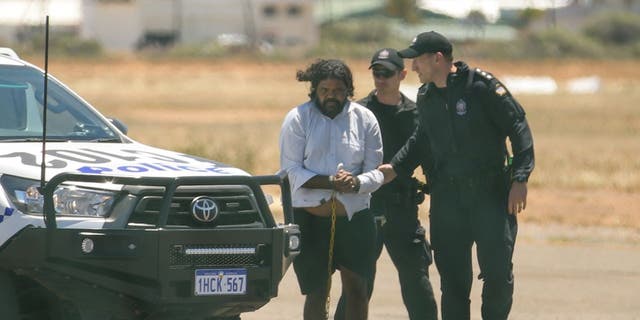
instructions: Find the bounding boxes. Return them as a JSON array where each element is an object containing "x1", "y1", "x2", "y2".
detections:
[{"x1": 475, "y1": 67, "x2": 493, "y2": 80}]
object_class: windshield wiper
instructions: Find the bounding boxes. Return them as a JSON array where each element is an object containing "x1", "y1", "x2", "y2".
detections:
[
  {"x1": 0, "y1": 138, "x2": 70, "y2": 142},
  {"x1": 89, "y1": 138, "x2": 122, "y2": 143}
]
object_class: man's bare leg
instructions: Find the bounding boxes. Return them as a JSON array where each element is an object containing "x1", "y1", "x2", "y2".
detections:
[{"x1": 341, "y1": 267, "x2": 369, "y2": 320}]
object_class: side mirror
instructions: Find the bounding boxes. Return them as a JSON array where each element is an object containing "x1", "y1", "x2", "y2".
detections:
[{"x1": 108, "y1": 118, "x2": 128, "y2": 135}]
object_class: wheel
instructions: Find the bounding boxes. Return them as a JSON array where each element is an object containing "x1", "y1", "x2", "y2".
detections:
[
  {"x1": 20, "y1": 289, "x2": 82, "y2": 320},
  {"x1": 0, "y1": 271, "x2": 20, "y2": 320},
  {"x1": 8, "y1": 274, "x2": 82, "y2": 320}
]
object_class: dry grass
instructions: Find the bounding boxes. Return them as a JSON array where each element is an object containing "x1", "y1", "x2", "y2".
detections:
[{"x1": 41, "y1": 57, "x2": 640, "y2": 229}]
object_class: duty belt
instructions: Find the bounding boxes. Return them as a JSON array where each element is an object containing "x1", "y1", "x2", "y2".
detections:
[
  {"x1": 432, "y1": 168, "x2": 505, "y2": 186},
  {"x1": 376, "y1": 190, "x2": 411, "y2": 199}
]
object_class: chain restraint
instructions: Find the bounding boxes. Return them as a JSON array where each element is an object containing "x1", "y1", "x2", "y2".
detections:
[
  {"x1": 324, "y1": 163, "x2": 343, "y2": 319},
  {"x1": 324, "y1": 195, "x2": 337, "y2": 318}
]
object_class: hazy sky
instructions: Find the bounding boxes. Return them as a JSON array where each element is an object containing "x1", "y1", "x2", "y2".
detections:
[
  {"x1": 0, "y1": 0, "x2": 80, "y2": 25},
  {"x1": 0, "y1": 0, "x2": 573, "y2": 26}
]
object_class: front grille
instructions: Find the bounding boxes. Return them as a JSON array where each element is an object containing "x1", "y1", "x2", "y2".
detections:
[
  {"x1": 169, "y1": 244, "x2": 266, "y2": 267},
  {"x1": 127, "y1": 185, "x2": 265, "y2": 228}
]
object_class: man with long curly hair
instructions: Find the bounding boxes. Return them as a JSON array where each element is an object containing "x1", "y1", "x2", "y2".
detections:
[{"x1": 280, "y1": 59, "x2": 384, "y2": 320}]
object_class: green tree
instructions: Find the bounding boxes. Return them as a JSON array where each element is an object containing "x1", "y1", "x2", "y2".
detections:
[
  {"x1": 384, "y1": 0, "x2": 418, "y2": 23},
  {"x1": 515, "y1": 7, "x2": 545, "y2": 30},
  {"x1": 467, "y1": 10, "x2": 487, "y2": 25},
  {"x1": 583, "y1": 12, "x2": 640, "y2": 46}
]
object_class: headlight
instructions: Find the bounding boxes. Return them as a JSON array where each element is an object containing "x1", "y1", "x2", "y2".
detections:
[
  {"x1": 2, "y1": 175, "x2": 116, "y2": 217},
  {"x1": 52, "y1": 186, "x2": 115, "y2": 217}
]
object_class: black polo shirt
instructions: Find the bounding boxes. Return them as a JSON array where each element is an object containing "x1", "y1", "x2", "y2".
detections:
[{"x1": 358, "y1": 90, "x2": 419, "y2": 194}]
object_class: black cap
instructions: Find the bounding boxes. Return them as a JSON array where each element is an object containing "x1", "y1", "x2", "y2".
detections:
[
  {"x1": 369, "y1": 48, "x2": 404, "y2": 71},
  {"x1": 398, "y1": 31, "x2": 452, "y2": 58}
]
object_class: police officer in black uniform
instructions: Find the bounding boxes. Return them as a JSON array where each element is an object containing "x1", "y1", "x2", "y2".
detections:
[
  {"x1": 379, "y1": 31, "x2": 535, "y2": 320},
  {"x1": 335, "y1": 48, "x2": 437, "y2": 320}
]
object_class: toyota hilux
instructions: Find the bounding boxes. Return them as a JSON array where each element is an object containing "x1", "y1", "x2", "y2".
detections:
[{"x1": 0, "y1": 48, "x2": 299, "y2": 320}]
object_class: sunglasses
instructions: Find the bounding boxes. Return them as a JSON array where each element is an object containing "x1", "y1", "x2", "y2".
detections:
[{"x1": 372, "y1": 68, "x2": 396, "y2": 79}]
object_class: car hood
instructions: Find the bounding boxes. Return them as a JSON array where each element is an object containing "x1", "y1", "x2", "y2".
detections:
[{"x1": 0, "y1": 141, "x2": 250, "y2": 181}]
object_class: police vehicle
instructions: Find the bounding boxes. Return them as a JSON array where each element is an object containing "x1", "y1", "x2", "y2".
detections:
[{"x1": 0, "y1": 48, "x2": 299, "y2": 320}]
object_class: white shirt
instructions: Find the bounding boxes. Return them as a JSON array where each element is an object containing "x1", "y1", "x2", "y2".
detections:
[{"x1": 279, "y1": 100, "x2": 384, "y2": 220}]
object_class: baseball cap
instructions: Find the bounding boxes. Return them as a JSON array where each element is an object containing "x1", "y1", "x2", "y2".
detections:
[
  {"x1": 369, "y1": 48, "x2": 404, "y2": 71},
  {"x1": 398, "y1": 31, "x2": 452, "y2": 58}
]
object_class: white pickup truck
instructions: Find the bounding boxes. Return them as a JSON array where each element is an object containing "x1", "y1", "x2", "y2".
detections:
[{"x1": 0, "y1": 49, "x2": 299, "y2": 320}]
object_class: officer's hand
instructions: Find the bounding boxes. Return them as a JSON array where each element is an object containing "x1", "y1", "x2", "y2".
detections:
[
  {"x1": 377, "y1": 164, "x2": 397, "y2": 184},
  {"x1": 508, "y1": 181, "x2": 528, "y2": 215}
]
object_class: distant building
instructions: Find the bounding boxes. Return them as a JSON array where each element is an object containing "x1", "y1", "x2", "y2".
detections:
[
  {"x1": 80, "y1": 0, "x2": 318, "y2": 52},
  {"x1": 530, "y1": 0, "x2": 640, "y2": 31},
  {"x1": 313, "y1": 0, "x2": 384, "y2": 24}
]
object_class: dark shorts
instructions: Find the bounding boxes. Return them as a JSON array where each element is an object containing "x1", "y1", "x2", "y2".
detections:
[{"x1": 292, "y1": 208, "x2": 376, "y2": 295}]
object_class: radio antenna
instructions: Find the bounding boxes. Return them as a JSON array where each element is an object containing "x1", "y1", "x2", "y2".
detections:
[{"x1": 40, "y1": 15, "x2": 49, "y2": 190}]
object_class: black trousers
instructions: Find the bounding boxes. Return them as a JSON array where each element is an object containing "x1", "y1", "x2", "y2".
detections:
[
  {"x1": 430, "y1": 174, "x2": 517, "y2": 320},
  {"x1": 335, "y1": 193, "x2": 438, "y2": 320}
]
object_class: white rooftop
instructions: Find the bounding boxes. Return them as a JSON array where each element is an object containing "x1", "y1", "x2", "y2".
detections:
[{"x1": 418, "y1": 0, "x2": 572, "y2": 22}]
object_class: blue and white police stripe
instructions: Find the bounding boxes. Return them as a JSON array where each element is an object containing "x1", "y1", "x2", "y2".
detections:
[{"x1": 0, "y1": 207, "x2": 14, "y2": 223}]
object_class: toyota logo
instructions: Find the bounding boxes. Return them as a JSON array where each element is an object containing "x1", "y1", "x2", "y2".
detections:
[{"x1": 191, "y1": 196, "x2": 219, "y2": 223}]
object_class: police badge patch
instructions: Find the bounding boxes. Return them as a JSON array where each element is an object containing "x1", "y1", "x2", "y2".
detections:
[
  {"x1": 455, "y1": 99, "x2": 467, "y2": 116},
  {"x1": 377, "y1": 49, "x2": 390, "y2": 59}
]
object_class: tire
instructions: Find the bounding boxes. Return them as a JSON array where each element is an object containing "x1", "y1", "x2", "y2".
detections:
[
  {"x1": 6, "y1": 274, "x2": 82, "y2": 320},
  {"x1": 18, "y1": 288, "x2": 82, "y2": 320},
  {"x1": 0, "y1": 271, "x2": 20, "y2": 320}
]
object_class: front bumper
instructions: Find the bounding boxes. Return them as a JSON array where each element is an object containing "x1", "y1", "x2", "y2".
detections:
[
  {"x1": 2, "y1": 224, "x2": 298, "y2": 318},
  {"x1": 0, "y1": 172, "x2": 298, "y2": 319}
]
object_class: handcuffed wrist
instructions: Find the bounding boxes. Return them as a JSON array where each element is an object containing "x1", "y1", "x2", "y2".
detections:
[
  {"x1": 328, "y1": 175, "x2": 335, "y2": 189},
  {"x1": 352, "y1": 177, "x2": 361, "y2": 192}
]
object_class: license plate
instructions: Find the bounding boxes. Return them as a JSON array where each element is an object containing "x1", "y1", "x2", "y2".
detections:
[{"x1": 194, "y1": 268, "x2": 247, "y2": 296}]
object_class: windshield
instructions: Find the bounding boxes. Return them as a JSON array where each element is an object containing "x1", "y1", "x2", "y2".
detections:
[{"x1": 0, "y1": 64, "x2": 121, "y2": 142}]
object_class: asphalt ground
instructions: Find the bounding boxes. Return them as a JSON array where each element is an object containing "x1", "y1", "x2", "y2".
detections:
[{"x1": 244, "y1": 222, "x2": 640, "y2": 320}]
